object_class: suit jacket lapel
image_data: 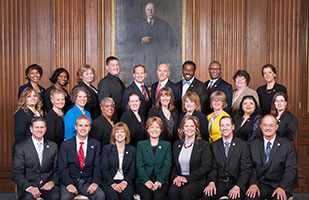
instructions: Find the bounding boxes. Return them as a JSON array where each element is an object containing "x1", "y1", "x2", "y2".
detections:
[
  {"x1": 226, "y1": 137, "x2": 237, "y2": 164},
  {"x1": 268, "y1": 137, "x2": 280, "y2": 167},
  {"x1": 258, "y1": 138, "x2": 266, "y2": 166},
  {"x1": 145, "y1": 139, "x2": 155, "y2": 162},
  {"x1": 28, "y1": 139, "x2": 41, "y2": 167},
  {"x1": 112, "y1": 145, "x2": 120, "y2": 168},
  {"x1": 71, "y1": 137, "x2": 80, "y2": 168},
  {"x1": 41, "y1": 141, "x2": 50, "y2": 169},
  {"x1": 84, "y1": 138, "x2": 94, "y2": 167}
]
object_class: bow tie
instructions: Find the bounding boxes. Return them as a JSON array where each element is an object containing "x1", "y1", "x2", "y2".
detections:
[{"x1": 182, "y1": 80, "x2": 191, "y2": 85}]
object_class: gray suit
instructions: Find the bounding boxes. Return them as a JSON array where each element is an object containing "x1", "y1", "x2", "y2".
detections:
[{"x1": 13, "y1": 138, "x2": 59, "y2": 200}]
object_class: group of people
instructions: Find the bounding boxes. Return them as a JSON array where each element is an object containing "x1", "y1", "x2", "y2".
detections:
[{"x1": 12, "y1": 56, "x2": 298, "y2": 200}]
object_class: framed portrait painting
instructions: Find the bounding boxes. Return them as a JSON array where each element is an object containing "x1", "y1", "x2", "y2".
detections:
[{"x1": 112, "y1": 0, "x2": 185, "y2": 86}]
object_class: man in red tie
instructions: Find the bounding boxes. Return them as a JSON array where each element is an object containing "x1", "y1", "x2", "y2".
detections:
[
  {"x1": 59, "y1": 115, "x2": 105, "y2": 199},
  {"x1": 121, "y1": 64, "x2": 151, "y2": 118}
]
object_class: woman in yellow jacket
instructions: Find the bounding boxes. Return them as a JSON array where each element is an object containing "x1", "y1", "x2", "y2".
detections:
[{"x1": 207, "y1": 91, "x2": 230, "y2": 143}]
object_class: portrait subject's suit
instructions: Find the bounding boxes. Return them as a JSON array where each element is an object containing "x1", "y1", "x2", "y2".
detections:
[
  {"x1": 98, "y1": 73, "x2": 125, "y2": 122},
  {"x1": 121, "y1": 81, "x2": 151, "y2": 118},
  {"x1": 204, "y1": 137, "x2": 252, "y2": 199},
  {"x1": 176, "y1": 78, "x2": 209, "y2": 114},
  {"x1": 151, "y1": 80, "x2": 181, "y2": 108},
  {"x1": 205, "y1": 77, "x2": 233, "y2": 115},
  {"x1": 13, "y1": 138, "x2": 59, "y2": 200},
  {"x1": 247, "y1": 137, "x2": 297, "y2": 199}
]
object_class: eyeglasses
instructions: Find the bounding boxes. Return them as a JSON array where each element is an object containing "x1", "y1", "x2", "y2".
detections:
[
  {"x1": 261, "y1": 124, "x2": 277, "y2": 128},
  {"x1": 209, "y1": 68, "x2": 221, "y2": 71}
]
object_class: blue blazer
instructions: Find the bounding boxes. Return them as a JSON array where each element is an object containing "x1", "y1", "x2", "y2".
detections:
[
  {"x1": 59, "y1": 136, "x2": 102, "y2": 188},
  {"x1": 101, "y1": 144, "x2": 136, "y2": 185}
]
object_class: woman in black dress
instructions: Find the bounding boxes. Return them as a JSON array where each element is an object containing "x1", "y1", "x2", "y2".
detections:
[
  {"x1": 120, "y1": 92, "x2": 146, "y2": 147},
  {"x1": 148, "y1": 86, "x2": 178, "y2": 143},
  {"x1": 177, "y1": 91, "x2": 208, "y2": 141},
  {"x1": 256, "y1": 64, "x2": 287, "y2": 115},
  {"x1": 270, "y1": 92, "x2": 298, "y2": 140},
  {"x1": 74, "y1": 64, "x2": 100, "y2": 119},
  {"x1": 18, "y1": 64, "x2": 45, "y2": 104},
  {"x1": 45, "y1": 89, "x2": 66, "y2": 149},
  {"x1": 234, "y1": 95, "x2": 262, "y2": 141},
  {"x1": 45, "y1": 68, "x2": 71, "y2": 113}
]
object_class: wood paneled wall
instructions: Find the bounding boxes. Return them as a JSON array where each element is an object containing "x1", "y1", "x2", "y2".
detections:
[{"x1": 0, "y1": 0, "x2": 308, "y2": 192}]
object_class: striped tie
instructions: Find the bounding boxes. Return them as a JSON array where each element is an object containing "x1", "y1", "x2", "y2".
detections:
[
  {"x1": 224, "y1": 142, "x2": 230, "y2": 158},
  {"x1": 265, "y1": 141, "x2": 271, "y2": 167}
]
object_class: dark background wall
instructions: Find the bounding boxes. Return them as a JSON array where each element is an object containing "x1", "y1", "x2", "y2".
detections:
[{"x1": 0, "y1": 0, "x2": 308, "y2": 192}]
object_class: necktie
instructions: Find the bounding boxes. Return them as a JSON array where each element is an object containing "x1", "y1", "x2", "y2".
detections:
[
  {"x1": 37, "y1": 142, "x2": 43, "y2": 166},
  {"x1": 182, "y1": 80, "x2": 190, "y2": 85},
  {"x1": 265, "y1": 141, "x2": 271, "y2": 167},
  {"x1": 141, "y1": 85, "x2": 149, "y2": 103},
  {"x1": 155, "y1": 82, "x2": 162, "y2": 102},
  {"x1": 224, "y1": 142, "x2": 230, "y2": 158},
  {"x1": 78, "y1": 142, "x2": 85, "y2": 169},
  {"x1": 207, "y1": 80, "x2": 214, "y2": 90}
]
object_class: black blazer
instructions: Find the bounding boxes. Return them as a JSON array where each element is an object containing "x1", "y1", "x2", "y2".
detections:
[
  {"x1": 74, "y1": 82, "x2": 101, "y2": 120},
  {"x1": 256, "y1": 83, "x2": 287, "y2": 115},
  {"x1": 120, "y1": 110, "x2": 146, "y2": 147},
  {"x1": 205, "y1": 77, "x2": 233, "y2": 115},
  {"x1": 176, "y1": 78, "x2": 209, "y2": 114},
  {"x1": 277, "y1": 113, "x2": 298, "y2": 141},
  {"x1": 18, "y1": 82, "x2": 45, "y2": 102},
  {"x1": 177, "y1": 111, "x2": 209, "y2": 141},
  {"x1": 98, "y1": 73, "x2": 126, "y2": 122},
  {"x1": 148, "y1": 107, "x2": 178, "y2": 142},
  {"x1": 101, "y1": 144, "x2": 136, "y2": 185},
  {"x1": 45, "y1": 109, "x2": 65, "y2": 149},
  {"x1": 59, "y1": 136, "x2": 102, "y2": 188},
  {"x1": 171, "y1": 139, "x2": 212, "y2": 185},
  {"x1": 207, "y1": 137, "x2": 252, "y2": 192},
  {"x1": 13, "y1": 109, "x2": 35, "y2": 154},
  {"x1": 13, "y1": 138, "x2": 58, "y2": 199},
  {"x1": 90, "y1": 114, "x2": 114, "y2": 146},
  {"x1": 121, "y1": 81, "x2": 151, "y2": 118},
  {"x1": 151, "y1": 80, "x2": 181, "y2": 108},
  {"x1": 248, "y1": 137, "x2": 297, "y2": 194},
  {"x1": 44, "y1": 85, "x2": 71, "y2": 113}
]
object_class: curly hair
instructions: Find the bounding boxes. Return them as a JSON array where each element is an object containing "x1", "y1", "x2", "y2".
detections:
[
  {"x1": 70, "y1": 86, "x2": 90, "y2": 104},
  {"x1": 15, "y1": 88, "x2": 43, "y2": 116}
]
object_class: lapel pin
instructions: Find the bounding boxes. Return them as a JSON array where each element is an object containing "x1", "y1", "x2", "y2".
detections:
[
  {"x1": 190, "y1": 85, "x2": 193, "y2": 87},
  {"x1": 277, "y1": 143, "x2": 280, "y2": 146},
  {"x1": 159, "y1": 146, "x2": 162, "y2": 149},
  {"x1": 126, "y1": 151, "x2": 128, "y2": 154},
  {"x1": 232, "y1": 143, "x2": 235, "y2": 146},
  {"x1": 46, "y1": 145, "x2": 50, "y2": 148},
  {"x1": 91, "y1": 146, "x2": 94, "y2": 148},
  {"x1": 178, "y1": 145, "x2": 181, "y2": 148},
  {"x1": 214, "y1": 85, "x2": 217, "y2": 88}
]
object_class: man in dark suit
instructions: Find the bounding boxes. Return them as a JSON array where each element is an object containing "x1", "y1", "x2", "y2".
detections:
[
  {"x1": 203, "y1": 116, "x2": 252, "y2": 200},
  {"x1": 176, "y1": 60, "x2": 208, "y2": 114},
  {"x1": 245, "y1": 114, "x2": 297, "y2": 200},
  {"x1": 122, "y1": 64, "x2": 151, "y2": 118},
  {"x1": 98, "y1": 56, "x2": 125, "y2": 122},
  {"x1": 59, "y1": 115, "x2": 105, "y2": 199},
  {"x1": 205, "y1": 61, "x2": 233, "y2": 115},
  {"x1": 13, "y1": 117, "x2": 59, "y2": 200},
  {"x1": 151, "y1": 63, "x2": 181, "y2": 108}
]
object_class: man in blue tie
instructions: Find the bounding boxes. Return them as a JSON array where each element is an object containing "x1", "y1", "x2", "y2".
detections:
[
  {"x1": 176, "y1": 61, "x2": 208, "y2": 114},
  {"x1": 245, "y1": 114, "x2": 297, "y2": 200}
]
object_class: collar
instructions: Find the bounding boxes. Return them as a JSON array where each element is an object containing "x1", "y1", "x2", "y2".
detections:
[
  {"x1": 263, "y1": 135, "x2": 276, "y2": 149},
  {"x1": 210, "y1": 77, "x2": 220, "y2": 83},
  {"x1": 32, "y1": 136, "x2": 44, "y2": 145},
  {"x1": 182, "y1": 77, "x2": 194, "y2": 85},
  {"x1": 134, "y1": 80, "x2": 145, "y2": 88},
  {"x1": 76, "y1": 136, "x2": 88, "y2": 146},
  {"x1": 159, "y1": 78, "x2": 169, "y2": 87},
  {"x1": 222, "y1": 136, "x2": 232, "y2": 144}
]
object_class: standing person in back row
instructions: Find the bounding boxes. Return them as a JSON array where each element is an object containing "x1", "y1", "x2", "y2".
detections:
[
  {"x1": 256, "y1": 64, "x2": 287, "y2": 116},
  {"x1": 176, "y1": 60, "x2": 208, "y2": 114},
  {"x1": 205, "y1": 61, "x2": 233, "y2": 115},
  {"x1": 98, "y1": 56, "x2": 125, "y2": 123}
]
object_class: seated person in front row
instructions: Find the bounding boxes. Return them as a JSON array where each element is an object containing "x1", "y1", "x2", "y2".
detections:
[
  {"x1": 245, "y1": 114, "x2": 297, "y2": 200},
  {"x1": 59, "y1": 115, "x2": 105, "y2": 200},
  {"x1": 203, "y1": 116, "x2": 252, "y2": 200},
  {"x1": 101, "y1": 122, "x2": 136, "y2": 200},
  {"x1": 13, "y1": 117, "x2": 59, "y2": 200}
]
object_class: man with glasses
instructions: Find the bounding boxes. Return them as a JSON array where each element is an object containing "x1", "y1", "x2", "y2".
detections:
[
  {"x1": 205, "y1": 61, "x2": 232, "y2": 115},
  {"x1": 245, "y1": 114, "x2": 297, "y2": 200}
]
